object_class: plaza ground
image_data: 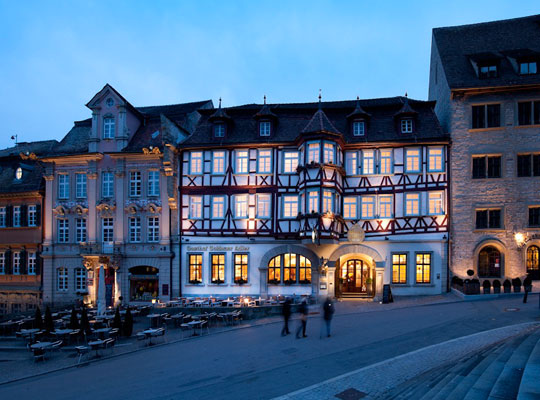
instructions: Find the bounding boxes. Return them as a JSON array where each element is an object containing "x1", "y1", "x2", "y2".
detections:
[{"x1": 0, "y1": 294, "x2": 539, "y2": 399}]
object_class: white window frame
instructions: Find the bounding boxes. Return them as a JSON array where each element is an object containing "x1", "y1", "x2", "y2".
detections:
[
  {"x1": 57, "y1": 267, "x2": 68, "y2": 291},
  {"x1": 307, "y1": 190, "x2": 319, "y2": 214},
  {"x1": 103, "y1": 117, "x2": 115, "y2": 139},
  {"x1": 129, "y1": 171, "x2": 142, "y2": 197},
  {"x1": 428, "y1": 192, "x2": 444, "y2": 215},
  {"x1": 323, "y1": 142, "x2": 335, "y2": 164},
  {"x1": 343, "y1": 196, "x2": 358, "y2": 219},
  {"x1": 12, "y1": 252, "x2": 20, "y2": 275},
  {"x1": 257, "y1": 194, "x2": 271, "y2": 219},
  {"x1": 129, "y1": 217, "x2": 141, "y2": 243},
  {"x1": 283, "y1": 151, "x2": 299, "y2": 173},
  {"x1": 405, "y1": 193, "x2": 421, "y2": 216},
  {"x1": 401, "y1": 118, "x2": 413, "y2": 133},
  {"x1": 76, "y1": 218, "x2": 87, "y2": 243},
  {"x1": 75, "y1": 173, "x2": 87, "y2": 198},
  {"x1": 189, "y1": 151, "x2": 203, "y2": 175},
  {"x1": 0, "y1": 207, "x2": 5, "y2": 227},
  {"x1": 259, "y1": 121, "x2": 271, "y2": 136},
  {"x1": 257, "y1": 149, "x2": 272, "y2": 174},
  {"x1": 353, "y1": 120, "x2": 365, "y2": 136},
  {"x1": 58, "y1": 174, "x2": 69, "y2": 199},
  {"x1": 235, "y1": 150, "x2": 249, "y2": 174},
  {"x1": 322, "y1": 190, "x2": 334, "y2": 214},
  {"x1": 147, "y1": 217, "x2": 160, "y2": 242},
  {"x1": 102, "y1": 172, "x2": 114, "y2": 198},
  {"x1": 307, "y1": 142, "x2": 320, "y2": 164},
  {"x1": 27, "y1": 252, "x2": 36, "y2": 275},
  {"x1": 189, "y1": 196, "x2": 203, "y2": 219},
  {"x1": 379, "y1": 195, "x2": 393, "y2": 218},
  {"x1": 75, "y1": 268, "x2": 87, "y2": 291},
  {"x1": 234, "y1": 195, "x2": 249, "y2": 218},
  {"x1": 405, "y1": 148, "x2": 422, "y2": 173},
  {"x1": 362, "y1": 150, "x2": 375, "y2": 175},
  {"x1": 345, "y1": 152, "x2": 358, "y2": 175},
  {"x1": 148, "y1": 170, "x2": 160, "y2": 197},
  {"x1": 282, "y1": 195, "x2": 299, "y2": 218},
  {"x1": 57, "y1": 219, "x2": 69, "y2": 243},
  {"x1": 379, "y1": 149, "x2": 393, "y2": 175},
  {"x1": 212, "y1": 151, "x2": 226, "y2": 175},
  {"x1": 28, "y1": 205, "x2": 37, "y2": 227},
  {"x1": 427, "y1": 147, "x2": 444, "y2": 172},
  {"x1": 102, "y1": 218, "x2": 114, "y2": 243},
  {"x1": 211, "y1": 196, "x2": 225, "y2": 219},
  {"x1": 361, "y1": 196, "x2": 376, "y2": 219},
  {"x1": 13, "y1": 206, "x2": 21, "y2": 227}
]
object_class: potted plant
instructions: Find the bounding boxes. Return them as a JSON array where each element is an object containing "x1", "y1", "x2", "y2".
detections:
[
  {"x1": 451, "y1": 276, "x2": 464, "y2": 290},
  {"x1": 212, "y1": 279, "x2": 225, "y2": 285},
  {"x1": 512, "y1": 278, "x2": 522, "y2": 293},
  {"x1": 188, "y1": 279, "x2": 202, "y2": 284},
  {"x1": 492, "y1": 279, "x2": 501, "y2": 294},
  {"x1": 299, "y1": 279, "x2": 311, "y2": 285},
  {"x1": 463, "y1": 270, "x2": 480, "y2": 294},
  {"x1": 482, "y1": 280, "x2": 491, "y2": 294},
  {"x1": 235, "y1": 278, "x2": 247, "y2": 285},
  {"x1": 524, "y1": 275, "x2": 533, "y2": 292},
  {"x1": 503, "y1": 279, "x2": 512, "y2": 293},
  {"x1": 268, "y1": 278, "x2": 280, "y2": 285},
  {"x1": 284, "y1": 279, "x2": 296, "y2": 285},
  {"x1": 366, "y1": 277, "x2": 373, "y2": 296}
]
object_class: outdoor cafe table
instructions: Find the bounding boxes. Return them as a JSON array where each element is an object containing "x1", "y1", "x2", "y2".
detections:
[
  {"x1": 186, "y1": 320, "x2": 204, "y2": 336},
  {"x1": 54, "y1": 329, "x2": 75, "y2": 341},
  {"x1": 20, "y1": 328, "x2": 40, "y2": 340},
  {"x1": 171, "y1": 314, "x2": 185, "y2": 327},
  {"x1": 88, "y1": 340, "x2": 105, "y2": 358},
  {"x1": 30, "y1": 342, "x2": 53, "y2": 350},
  {"x1": 141, "y1": 329, "x2": 161, "y2": 345},
  {"x1": 94, "y1": 328, "x2": 111, "y2": 339},
  {"x1": 147, "y1": 314, "x2": 161, "y2": 328}
]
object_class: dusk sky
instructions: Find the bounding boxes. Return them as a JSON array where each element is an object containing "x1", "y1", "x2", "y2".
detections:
[{"x1": 1, "y1": 0, "x2": 538, "y2": 149}]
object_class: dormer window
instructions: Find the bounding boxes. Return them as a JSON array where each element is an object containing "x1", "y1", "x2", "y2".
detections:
[
  {"x1": 479, "y1": 64, "x2": 497, "y2": 79},
  {"x1": 103, "y1": 117, "x2": 115, "y2": 139},
  {"x1": 401, "y1": 119, "x2": 414, "y2": 134},
  {"x1": 520, "y1": 61, "x2": 537, "y2": 75},
  {"x1": 352, "y1": 120, "x2": 365, "y2": 136},
  {"x1": 214, "y1": 123, "x2": 226, "y2": 138},
  {"x1": 259, "y1": 121, "x2": 271, "y2": 137}
]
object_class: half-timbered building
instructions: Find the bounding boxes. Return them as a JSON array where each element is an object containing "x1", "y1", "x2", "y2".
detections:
[{"x1": 179, "y1": 96, "x2": 450, "y2": 300}]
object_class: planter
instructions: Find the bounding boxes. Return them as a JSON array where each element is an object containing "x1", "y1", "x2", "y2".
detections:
[
  {"x1": 463, "y1": 281, "x2": 480, "y2": 295},
  {"x1": 483, "y1": 287, "x2": 491, "y2": 294},
  {"x1": 493, "y1": 287, "x2": 501, "y2": 294}
]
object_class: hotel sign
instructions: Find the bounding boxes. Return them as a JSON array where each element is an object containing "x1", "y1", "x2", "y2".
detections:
[{"x1": 186, "y1": 245, "x2": 250, "y2": 252}]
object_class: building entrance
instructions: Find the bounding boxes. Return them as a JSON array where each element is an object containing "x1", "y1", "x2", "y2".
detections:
[{"x1": 341, "y1": 259, "x2": 369, "y2": 293}]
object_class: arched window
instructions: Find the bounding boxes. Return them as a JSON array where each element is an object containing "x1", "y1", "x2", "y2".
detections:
[
  {"x1": 267, "y1": 253, "x2": 311, "y2": 285},
  {"x1": 478, "y1": 246, "x2": 501, "y2": 277},
  {"x1": 527, "y1": 245, "x2": 539, "y2": 273}
]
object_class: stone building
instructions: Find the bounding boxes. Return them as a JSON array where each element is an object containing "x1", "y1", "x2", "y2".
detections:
[
  {"x1": 40, "y1": 84, "x2": 212, "y2": 307},
  {"x1": 179, "y1": 97, "x2": 450, "y2": 300},
  {"x1": 429, "y1": 15, "x2": 540, "y2": 283}
]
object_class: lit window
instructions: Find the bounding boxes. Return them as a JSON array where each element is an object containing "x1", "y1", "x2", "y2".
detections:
[
  {"x1": 235, "y1": 195, "x2": 248, "y2": 218},
  {"x1": 428, "y1": 148, "x2": 444, "y2": 172},
  {"x1": 322, "y1": 190, "x2": 333, "y2": 213},
  {"x1": 235, "y1": 150, "x2": 249, "y2": 174},
  {"x1": 416, "y1": 253, "x2": 431, "y2": 283},
  {"x1": 323, "y1": 143, "x2": 335, "y2": 164},
  {"x1": 148, "y1": 171, "x2": 160, "y2": 197},
  {"x1": 283, "y1": 151, "x2": 299, "y2": 173},
  {"x1": 343, "y1": 197, "x2": 358, "y2": 219},
  {"x1": 401, "y1": 119, "x2": 413, "y2": 133},
  {"x1": 147, "y1": 217, "x2": 159, "y2": 242},
  {"x1": 102, "y1": 218, "x2": 114, "y2": 243},
  {"x1": 27, "y1": 252, "x2": 36, "y2": 275},
  {"x1": 379, "y1": 195, "x2": 393, "y2": 218},
  {"x1": 28, "y1": 205, "x2": 37, "y2": 227},
  {"x1": 345, "y1": 152, "x2": 358, "y2": 175},
  {"x1": 308, "y1": 191, "x2": 319, "y2": 214},
  {"x1": 214, "y1": 123, "x2": 225, "y2": 138},
  {"x1": 212, "y1": 196, "x2": 225, "y2": 219},
  {"x1": 57, "y1": 267, "x2": 68, "y2": 291},
  {"x1": 299, "y1": 255, "x2": 311, "y2": 283},
  {"x1": 212, "y1": 151, "x2": 226, "y2": 174},
  {"x1": 76, "y1": 218, "x2": 87, "y2": 243},
  {"x1": 190, "y1": 152, "x2": 203, "y2": 175},
  {"x1": 102, "y1": 172, "x2": 114, "y2": 198},
  {"x1": 12, "y1": 252, "x2": 20, "y2": 274},
  {"x1": 392, "y1": 253, "x2": 407, "y2": 284},
  {"x1": 75, "y1": 268, "x2": 86, "y2": 291},
  {"x1": 268, "y1": 255, "x2": 281, "y2": 283},
  {"x1": 58, "y1": 174, "x2": 69, "y2": 199},
  {"x1": 405, "y1": 149, "x2": 421, "y2": 173},
  {"x1": 257, "y1": 194, "x2": 271, "y2": 219},
  {"x1": 129, "y1": 171, "x2": 141, "y2": 197},
  {"x1": 103, "y1": 117, "x2": 115, "y2": 139},
  {"x1": 13, "y1": 206, "x2": 21, "y2": 227},
  {"x1": 362, "y1": 150, "x2": 375, "y2": 174},
  {"x1": 259, "y1": 121, "x2": 271, "y2": 136},
  {"x1": 211, "y1": 254, "x2": 226, "y2": 283},
  {"x1": 57, "y1": 219, "x2": 69, "y2": 243},
  {"x1": 520, "y1": 61, "x2": 537, "y2": 75},
  {"x1": 361, "y1": 196, "x2": 375, "y2": 219},
  {"x1": 258, "y1": 150, "x2": 272, "y2": 173},
  {"x1": 189, "y1": 196, "x2": 203, "y2": 219},
  {"x1": 405, "y1": 193, "x2": 420, "y2": 216},
  {"x1": 283, "y1": 195, "x2": 298, "y2": 218},
  {"x1": 307, "y1": 143, "x2": 320, "y2": 164},
  {"x1": 188, "y1": 254, "x2": 203, "y2": 283},
  {"x1": 284, "y1": 253, "x2": 297, "y2": 283},
  {"x1": 129, "y1": 217, "x2": 141, "y2": 243},
  {"x1": 353, "y1": 120, "x2": 365, "y2": 136},
  {"x1": 428, "y1": 192, "x2": 444, "y2": 215},
  {"x1": 234, "y1": 254, "x2": 248, "y2": 283},
  {"x1": 76, "y1": 173, "x2": 87, "y2": 198},
  {"x1": 380, "y1": 150, "x2": 393, "y2": 175}
]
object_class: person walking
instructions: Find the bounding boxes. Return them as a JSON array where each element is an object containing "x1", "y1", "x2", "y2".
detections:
[
  {"x1": 296, "y1": 299, "x2": 308, "y2": 339},
  {"x1": 321, "y1": 297, "x2": 334, "y2": 338},
  {"x1": 281, "y1": 298, "x2": 292, "y2": 336}
]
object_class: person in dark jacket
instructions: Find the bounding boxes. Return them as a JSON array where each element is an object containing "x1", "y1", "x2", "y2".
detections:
[
  {"x1": 296, "y1": 299, "x2": 308, "y2": 338},
  {"x1": 321, "y1": 297, "x2": 334, "y2": 338},
  {"x1": 281, "y1": 298, "x2": 292, "y2": 336}
]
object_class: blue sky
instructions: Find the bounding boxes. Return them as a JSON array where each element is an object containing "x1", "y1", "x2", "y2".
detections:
[{"x1": 0, "y1": 0, "x2": 538, "y2": 149}]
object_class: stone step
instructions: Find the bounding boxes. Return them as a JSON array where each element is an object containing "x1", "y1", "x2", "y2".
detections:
[
  {"x1": 464, "y1": 334, "x2": 529, "y2": 400},
  {"x1": 388, "y1": 362, "x2": 451, "y2": 399},
  {"x1": 517, "y1": 332, "x2": 540, "y2": 400},
  {"x1": 488, "y1": 330, "x2": 540, "y2": 400}
]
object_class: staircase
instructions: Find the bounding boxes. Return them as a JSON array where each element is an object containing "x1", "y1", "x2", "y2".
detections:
[
  {"x1": 340, "y1": 293, "x2": 374, "y2": 299},
  {"x1": 377, "y1": 329, "x2": 540, "y2": 400}
]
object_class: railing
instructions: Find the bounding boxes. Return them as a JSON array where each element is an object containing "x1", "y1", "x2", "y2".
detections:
[{"x1": 79, "y1": 242, "x2": 116, "y2": 255}]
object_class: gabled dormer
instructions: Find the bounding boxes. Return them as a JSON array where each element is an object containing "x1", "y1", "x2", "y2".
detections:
[
  {"x1": 347, "y1": 96, "x2": 371, "y2": 137},
  {"x1": 254, "y1": 96, "x2": 278, "y2": 138},
  {"x1": 209, "y1": 98, "x2": 232, "y2": 139},
  {"x1": 468, "y1": 52, "x2": 501, "y2": 79},
  {"x1": 85, "y1": 84, "x2": 143, "y2": 152},
  {"x1": 502, "y1": 49, "x2": 539, "y2": 76},
  {"x1": 394, "y1": 96, "x2": 418, "y2": 134}
]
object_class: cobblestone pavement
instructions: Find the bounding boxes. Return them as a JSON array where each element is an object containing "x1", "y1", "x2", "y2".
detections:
[{"x1": 0, "y1": 294, "x2": 538, "y2": 400}]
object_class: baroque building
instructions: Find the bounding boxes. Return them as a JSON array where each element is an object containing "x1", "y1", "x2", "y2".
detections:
[
  {"x1": 429, "y1": 15, "x2": 540, "y2": 284},
  {"x1": 40, "y1": 84, "x2": 212, "y2": 307},
  {"x1": 179, "y1": 97, "x2": 450, "y2": 300}
]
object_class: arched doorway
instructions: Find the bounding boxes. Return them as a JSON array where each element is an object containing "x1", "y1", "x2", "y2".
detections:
[
  {"x1": 129, "y1": 266, "x2": 159, "y2": 301},
  {"x1": 527, "y1": 245, "x2": 540, "y2": 280},
  {"x1": 478, "y1": 246, "x2": 502, "y2": 278},
  {"x1": 341, "y1": 259, "x2": 369, "y2": 293}
]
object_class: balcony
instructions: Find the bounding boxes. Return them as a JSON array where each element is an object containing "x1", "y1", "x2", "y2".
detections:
[{"x1": 79, "y1": 242, "x2": 117, "y2": 255}]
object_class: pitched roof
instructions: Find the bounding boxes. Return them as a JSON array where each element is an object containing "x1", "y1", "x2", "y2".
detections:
[
  {"x1": 0, "y1": 157, "x2": 44, "y2": 195},
  {"x1": 184, "y1": 96, "x2": 446, "y2": 147},
  {"x1": 0, "y1": 140, "x2": 58, "y2": 158},
  {"x1": 302, "y1": 107, "x2": 341, "y2": 135},
  {"x1": 433, "y1": 14, "x2": 540, "y2": 90}
]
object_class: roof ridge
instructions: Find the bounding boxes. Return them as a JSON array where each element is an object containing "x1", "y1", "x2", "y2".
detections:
[
  {"x1": 136, "y1": 99, "x2": 212, "y2": 110},
  {"x1": 433, "y1": 13, "x2": 540, "y2": 32}
]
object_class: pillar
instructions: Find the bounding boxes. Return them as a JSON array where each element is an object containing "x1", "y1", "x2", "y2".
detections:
[{"x1": 374, "y1": 261, "x2": 385, "y2": 301}]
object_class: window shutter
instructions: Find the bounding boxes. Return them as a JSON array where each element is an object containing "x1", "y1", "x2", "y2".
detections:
[
  {"x1": 35, "y1": 251, "x2": 42, "y2": 276},
  {"x1": 20, "y1": 205, "x2": 28, "y2": 226},
  {"x1": 20, "y1": 250, "x2": 27, "y2": 274},
  {"x1": 6, "y1": 205, "x2": 12, "y2": 227},
  {"x1": 36, "y1": 204, "x2": 42, "y2": 227},
  {"x1": 5, "y1": 249, "x2": 12, "y2": 274}
]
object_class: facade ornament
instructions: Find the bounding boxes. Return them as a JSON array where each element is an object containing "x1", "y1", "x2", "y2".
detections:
[
  {"x1": 20, "y1": 152, "x2": 38, "y2": 160},
  {"x1": 142, "y1": 146, "x2": 161, "y2": 155},
  {"x1": 53, "y1": 205, "x2": 66, "y2": 216},
  {"x1": 87, "y1": 173, "x2": 98, "y2": 180},
  {"x1": 44, "y1": 174, "x2": 55, "y2": 181},
  {"x1": 168, "y1": 197, "x2": 177, "y2": 210},
  {"x1": 96, "y1": 200, "x2": 116, "y2": 216},
  {"x1": 146, "y1": 203, "x2": 162, "y2": 213}
]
